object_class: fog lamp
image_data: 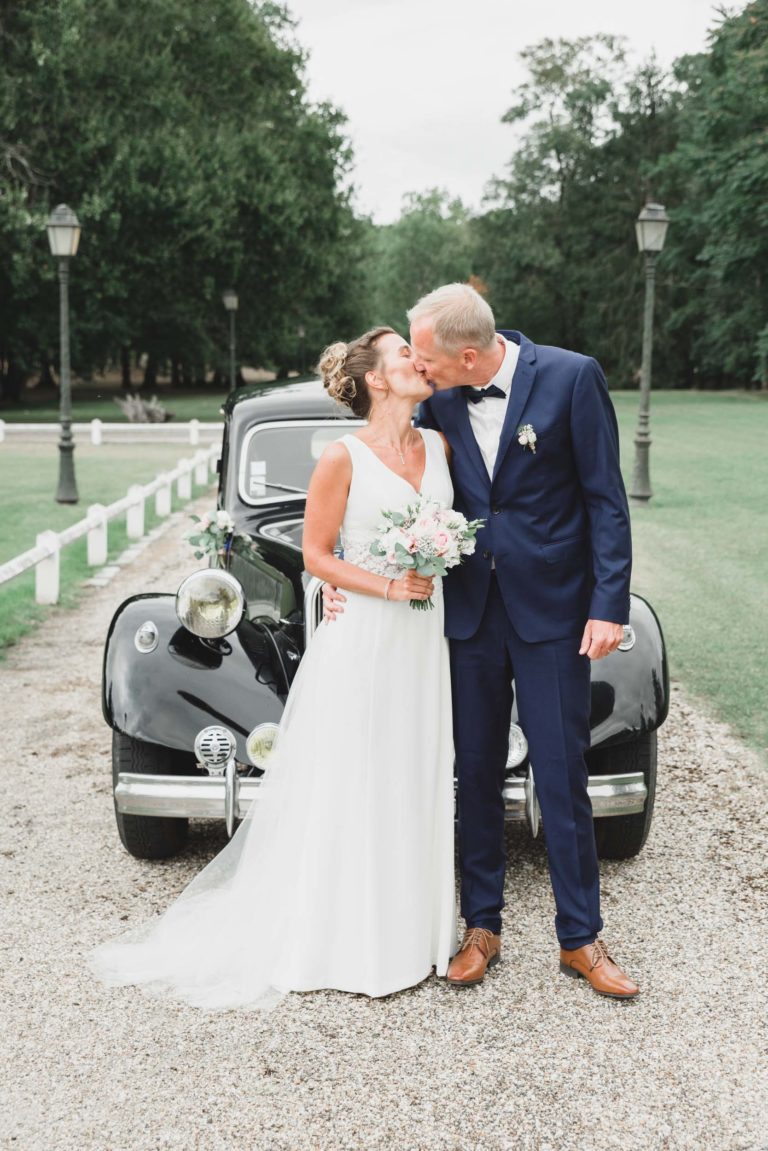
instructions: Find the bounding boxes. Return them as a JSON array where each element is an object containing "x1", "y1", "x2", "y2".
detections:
[{"x1": 246, "y1": 722, "x2": 279, "y2": 769}]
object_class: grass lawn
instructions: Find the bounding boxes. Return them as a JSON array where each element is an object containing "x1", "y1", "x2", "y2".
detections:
[
  {"x1": 612, "y1": 390, "x2": 767, "y2": 760},
  {"x1": 1, "y1": 391, "x2": 227, "y2": 424},
  {"x1": 0, "y1": 442, "x2": 216, "y2": 653},
  {"x1": 1, "y1": 391, "x2": 765, "y2": 761}
]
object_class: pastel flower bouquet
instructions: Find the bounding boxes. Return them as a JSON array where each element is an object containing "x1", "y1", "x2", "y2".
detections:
[
  {"x1": 370, "y1": 496, "x2": 484, "y2": 610},
  {"x1": 185, "y1": 510, "x2": 257, "y2": 567}
]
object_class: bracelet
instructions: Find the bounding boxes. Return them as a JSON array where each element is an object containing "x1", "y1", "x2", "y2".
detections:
[{"x1": 383, "y1": 578, "x2": 394, "y2": 601}]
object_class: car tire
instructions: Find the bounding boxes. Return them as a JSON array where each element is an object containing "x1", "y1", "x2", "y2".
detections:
[
  {"x1": 591, "y1": 730, "x2": 657, "y2": 860},
  {"x1": 112, "y1": 731, "x2": 190, "y2": 860}
]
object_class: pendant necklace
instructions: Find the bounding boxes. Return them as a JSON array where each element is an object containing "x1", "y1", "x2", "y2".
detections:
[{"x1": 371, "y1": 431, "x2": 414, "y2": 466}]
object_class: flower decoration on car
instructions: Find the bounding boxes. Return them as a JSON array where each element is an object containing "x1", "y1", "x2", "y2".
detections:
[
  {"x1": 517, "y1": 424, "x2": 537, "y2": 453},
  {"x1": 185, "y1": 510, "x2": 257, "y2": 566}
]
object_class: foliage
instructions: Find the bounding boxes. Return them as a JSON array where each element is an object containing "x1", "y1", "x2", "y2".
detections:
[
  {"x1": 368, "y1": 190, "x2": 475, "y2": 335},
  {"x1": 0, "y1": 0, "x2": 366, "y2": 395},
  {"x1": 653, "y1": 0, "x2": 768, "y2": 385}
]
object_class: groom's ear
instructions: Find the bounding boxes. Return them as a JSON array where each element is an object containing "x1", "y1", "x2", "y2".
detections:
[{"x1": 461, "y1": 348, "x2": 478, "y2": 371}]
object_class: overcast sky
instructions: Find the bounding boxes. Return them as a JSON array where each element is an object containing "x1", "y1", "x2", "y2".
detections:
[{"x1": 284, "y1": 0, "x2": 726, "y2": 222}]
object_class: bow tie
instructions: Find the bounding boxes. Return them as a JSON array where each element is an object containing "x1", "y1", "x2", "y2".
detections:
[{"x1": 466, "y1": 384, "x2": 507, "y2": 403}]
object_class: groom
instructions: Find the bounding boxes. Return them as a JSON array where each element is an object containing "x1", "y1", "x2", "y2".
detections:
[{"x1": 408, "y1": 283, "x2": 639, "y2": 999}]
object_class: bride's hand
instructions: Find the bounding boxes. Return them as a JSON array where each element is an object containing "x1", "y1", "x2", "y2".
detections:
[
  {"x1": 388, "y1": 572, "x2": 434, "y2": 603},
  {"x1": 322, "y1": 583, "x2": 347, "y2": 622}
]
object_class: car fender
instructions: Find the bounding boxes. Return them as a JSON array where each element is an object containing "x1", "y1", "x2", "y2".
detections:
[
  {"x1": 585, "y1": 592, "x2": 669, "y2": 748},
  {"x1": 102, "y1": 594, "x2": 286, "y2": 762}
]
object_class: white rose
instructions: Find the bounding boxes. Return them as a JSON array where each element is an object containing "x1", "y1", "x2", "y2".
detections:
[
  {"x1": 518, "y1": 433, "x2": 528, "y2": 446},
  {"x1": 216, "y1": 510, "x2": 234, "y2": 531},
  {"x1": 528, "y1": 431, "x2": 537, "y2": 443}
]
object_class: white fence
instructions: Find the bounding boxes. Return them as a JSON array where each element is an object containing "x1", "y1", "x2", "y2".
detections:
[
  {"x1": 0, "y1": 444, "x2": 219, "y2": 606},
  {"x1": 0, "y1": 418, "x2": 223, "y2": 445}
]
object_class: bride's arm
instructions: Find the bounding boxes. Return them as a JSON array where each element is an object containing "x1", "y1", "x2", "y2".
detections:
[{"x1": 303, "y1": 443, "x2": 433, "y2": 603}]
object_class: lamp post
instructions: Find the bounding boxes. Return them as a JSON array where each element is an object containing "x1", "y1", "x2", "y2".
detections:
[
  {"x1": 46, "y1": 203, "x2": 81, "y2": 504},
  {"x1": 297, "y1": 325, "x2": 305, "y2": 375},
  {"x1": 222, "y1": 289, "x2": 238, "y2": 391},
  {"x1": 630, "y1": 201, "x2": 670, "y2": 502}
]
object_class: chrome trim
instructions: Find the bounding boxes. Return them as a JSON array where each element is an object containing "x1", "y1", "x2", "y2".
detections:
[
  {"x1": 504, "y1": 770, "x2": 647, "y2": 821},
  {"x1": 618, "y1": 625, "x2": 636, "y2": 652},
  {"x1": 134, "y1": 620, "x2": 158, "y2": 654},
  {"x1": 224, "y1": 758, "x2": 237, "y2": 838},
  {"x1": 303, "y1": 575, "x2": 325, "y2": 648},
  {"x1": 238, "y1": 419, "x2": 365, "y2": 507},
  {"x1": 114, "y1": 770, "x2": 648, "y2": 823},
  {"x1": 523, "y1": 767, "x2": 540, "y2": 838}
]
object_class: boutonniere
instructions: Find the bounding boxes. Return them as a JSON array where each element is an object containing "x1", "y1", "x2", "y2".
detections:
[{"x1": 517, "y1": 424, "x2": 537, "y2": 453}]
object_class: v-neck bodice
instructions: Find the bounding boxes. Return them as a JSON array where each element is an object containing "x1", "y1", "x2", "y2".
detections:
[{"x1": 339, "y1": 429, "x2": 454, "y2": 577}]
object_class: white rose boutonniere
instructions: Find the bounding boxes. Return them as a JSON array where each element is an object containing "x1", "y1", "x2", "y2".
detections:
[{"x1": 517, "y1": 424, "x2": 537, "y2": 453}]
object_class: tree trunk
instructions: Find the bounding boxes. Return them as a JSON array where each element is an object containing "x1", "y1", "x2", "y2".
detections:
[
  {"x1": 120, "y1": 345, "x2": 132, "y2": 389},
  {"x1": 143, "y1": 354, "x2": 157, "y2": 389}
]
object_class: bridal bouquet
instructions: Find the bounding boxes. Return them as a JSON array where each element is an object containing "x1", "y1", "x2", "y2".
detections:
[{"x1": 370, "y1": 496, "x2": 484, "y2": 611}]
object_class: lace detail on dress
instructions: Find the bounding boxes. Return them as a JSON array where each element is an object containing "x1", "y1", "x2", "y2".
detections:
[{"x1": 341, "y1": 531, "x2": 402, "y2": 580}]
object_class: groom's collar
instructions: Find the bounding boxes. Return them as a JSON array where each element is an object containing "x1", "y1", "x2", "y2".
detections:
[{"x1": 496, "y1": 330, "x2": 537, "y2": 366}]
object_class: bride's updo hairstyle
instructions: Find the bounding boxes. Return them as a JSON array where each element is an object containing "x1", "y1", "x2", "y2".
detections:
[{"x1": 317, "y1": 326, "x2": 395, "y2": 419}]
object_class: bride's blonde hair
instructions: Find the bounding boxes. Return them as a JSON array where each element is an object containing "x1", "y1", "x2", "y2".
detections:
[{"x1": 317, "y1": 326, "x2": 395, "y2": 419}]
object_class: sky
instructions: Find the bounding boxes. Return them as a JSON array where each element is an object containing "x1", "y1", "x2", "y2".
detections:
[{"x1": 284, "y1": 0, "x2": 726, "y2": 222}]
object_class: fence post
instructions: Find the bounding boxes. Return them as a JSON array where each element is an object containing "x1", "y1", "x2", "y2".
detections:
[
  {"x1": 0, "y1": 419, "x2": 5, "y2": 444},
  {"x1": 189, "y1": 419, "x2": 200, "y2": 445},
  {"x1": 193, "y1": 451, "x2": 208, "y2": 486},
  {"x1": 155, "y1": 474, "x2": 172, "y2": 517},
  {"x1": 87, "y1": 504, "x2": 108, "y2": 566},
  {"x1": 126, "y1": 484, "x2": 145, "y2": 539},
  {"x1": 209, "y1": 450, "x2": 218, "y2": 475},
  {"x1": 90, "y1": 418, "x2": 102, "y2": 446},
  {"x1": 36, "y1": 531, "x2": 61, "y2": 605},
  {"x1": 177, "y1": 460, "x2": 192, "y2": 501}
]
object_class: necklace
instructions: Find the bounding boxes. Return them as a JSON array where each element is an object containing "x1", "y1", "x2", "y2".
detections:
[{"x1": 368, "y1": 430, "x2": 417, "y2": 466}]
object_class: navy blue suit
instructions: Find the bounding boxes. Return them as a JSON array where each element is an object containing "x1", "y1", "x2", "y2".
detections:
[{"x1": 417, "y1": 331, "x2": 631, "y2": 947}]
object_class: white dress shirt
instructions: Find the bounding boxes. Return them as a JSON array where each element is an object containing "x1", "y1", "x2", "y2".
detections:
[{"x1": 467, "y1": 335, "x2": 520, "y2": 478}]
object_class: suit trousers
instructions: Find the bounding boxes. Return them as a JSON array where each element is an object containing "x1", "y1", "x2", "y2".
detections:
[{"x1": 450, "y1": 573, "x2": 603, "y2": 949}]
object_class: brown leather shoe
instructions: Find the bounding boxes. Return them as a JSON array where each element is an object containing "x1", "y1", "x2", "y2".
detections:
[
  {"x1": 559, "y1": 939, "x2": 639, "y2": 999},
  {"x1": 446, "y1": 927, "x2": 501, "y2": 987}
]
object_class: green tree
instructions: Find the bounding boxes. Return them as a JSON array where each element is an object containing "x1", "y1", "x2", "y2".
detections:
[
  {"x1": 654, "y1": 0, "x2": 768, "y2": 386},
  {"x1": 0, "y1": 0, "x2": 366, "y2": 397},
  {"x1": 370, "y1": 190, "x2": 475, "y2": 335}
]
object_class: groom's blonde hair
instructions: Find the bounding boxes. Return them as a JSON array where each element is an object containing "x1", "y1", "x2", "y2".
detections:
[{"x1": 407, "y1": 283, "x2": 496, "y2": 354}]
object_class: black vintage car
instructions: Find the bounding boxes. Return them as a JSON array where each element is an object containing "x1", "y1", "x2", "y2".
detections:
[{"x1": 103, "y1": 379, "x2": 669, "y2": 862}]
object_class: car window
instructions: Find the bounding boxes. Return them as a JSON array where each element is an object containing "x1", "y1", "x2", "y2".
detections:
[{"x1": 238, "y1": 420, "x2": 363, "y2": 505}]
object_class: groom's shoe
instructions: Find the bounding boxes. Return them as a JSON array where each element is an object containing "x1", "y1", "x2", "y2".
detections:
[
  {"x1": 559, "y1": 939, "x2": 640, "y2": 999},
  {"x1": 446, "y1": 928, "x2": 501, "y2": 987}
]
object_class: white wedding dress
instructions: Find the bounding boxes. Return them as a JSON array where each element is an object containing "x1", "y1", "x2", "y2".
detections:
[{"x1": 89, "y1": 427, "x2": 457, "y2": 1011}]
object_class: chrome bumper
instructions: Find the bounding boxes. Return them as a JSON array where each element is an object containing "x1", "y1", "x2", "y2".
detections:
[{"x1": 114, "y1": 769, "x2": 647, "y2": 834}]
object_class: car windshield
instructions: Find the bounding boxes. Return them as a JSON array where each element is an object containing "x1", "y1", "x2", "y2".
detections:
[{"x1": 238, "y1": 420, "x2": 360, "y2": 505}]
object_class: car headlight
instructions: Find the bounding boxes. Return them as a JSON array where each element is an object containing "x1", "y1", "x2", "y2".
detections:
[
  {"x1": 175, "y1": 569, "x2": 245, "y2": 638},
  {"x1": 507, "y1": 723, "x2": 529, "y2": 769},
  {"x1": 246, "y1": 722, "x2": 279, "y2": 769}
]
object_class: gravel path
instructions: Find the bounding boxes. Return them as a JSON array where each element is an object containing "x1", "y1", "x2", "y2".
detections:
[{"x1": 2, "y1": 505, "x2": 766, "y2": 1151}]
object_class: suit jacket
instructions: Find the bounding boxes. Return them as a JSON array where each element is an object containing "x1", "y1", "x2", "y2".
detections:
[{"x1": 416, "y1": 330, "x2": 632, "y2": 642}]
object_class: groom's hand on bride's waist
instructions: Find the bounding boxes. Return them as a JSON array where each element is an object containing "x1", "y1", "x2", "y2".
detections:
[
  {"x1": 579, "y1": 619, "x2": 625, "y2": 660},
  {"x1": 322, "y1": 583, "x2": 346, "y2": 622}
]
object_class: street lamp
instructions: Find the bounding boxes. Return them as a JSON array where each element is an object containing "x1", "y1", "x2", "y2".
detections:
[
  {"x1": 46, "y1": 203, "x2": 81, "y2": 504},
  {"x1": 630, "y1": 201, "x2": 670, "y2": 502},
  {"x1": 222, "y1": 289, "x2": 238, "y2": 391}
]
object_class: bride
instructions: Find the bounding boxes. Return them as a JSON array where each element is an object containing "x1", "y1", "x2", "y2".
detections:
[{"x1": 89, "y1": 326, "x2": 458, "y2": 1010}]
